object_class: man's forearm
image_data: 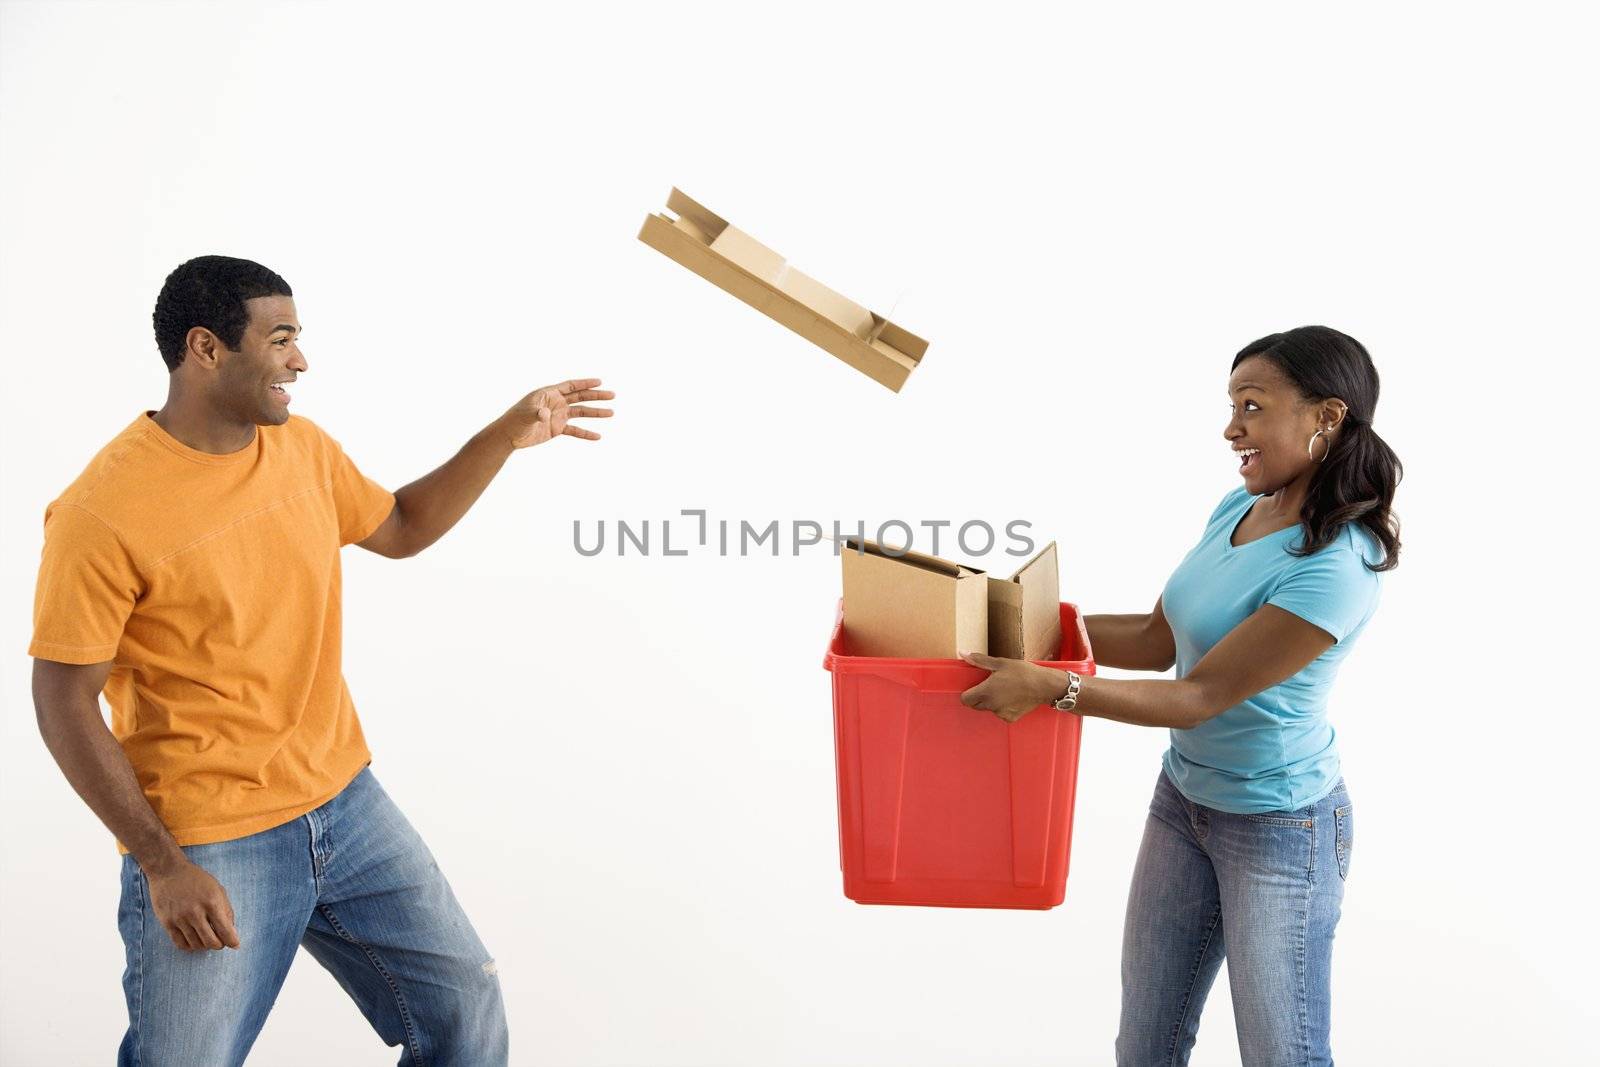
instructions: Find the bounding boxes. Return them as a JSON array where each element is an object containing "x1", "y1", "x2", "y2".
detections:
[
  {"x1": 37, "y1": 700, "x2": 188, "y2": 874},
  {"x1": 392, "y1": 419, "x2": 515, "y2": 556}
]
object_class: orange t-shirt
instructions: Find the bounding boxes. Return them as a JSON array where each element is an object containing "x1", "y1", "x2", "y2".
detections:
[{"x1": 28, "y1": 411, "x2": 396, "y2": 851}]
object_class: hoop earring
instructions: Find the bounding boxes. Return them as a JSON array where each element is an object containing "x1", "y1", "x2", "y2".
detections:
[{"x1": 1308, "y1": 429, "x2": 1331, "y2": 462}]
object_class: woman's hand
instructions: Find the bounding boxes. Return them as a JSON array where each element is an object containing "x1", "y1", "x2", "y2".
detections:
[{"x1": 959, "y1": 653, "x2": 1067, "y2": 723}]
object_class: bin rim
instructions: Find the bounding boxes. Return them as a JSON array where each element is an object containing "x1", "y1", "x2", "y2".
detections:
[{"x1": 822, "y1": 599, "x2": 1097, "y2": 679}]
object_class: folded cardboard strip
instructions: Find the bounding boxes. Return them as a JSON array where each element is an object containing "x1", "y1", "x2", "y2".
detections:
[
  {"x1": 840, "y1": 539, "x2": 1062, "y2": 660},
  {"x1": 637, "y1": 188, "x2": 928, "y2": 392}
]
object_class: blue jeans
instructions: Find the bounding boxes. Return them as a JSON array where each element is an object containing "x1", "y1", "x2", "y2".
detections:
[
  {"x1": 1116, "y1": 769, "x2": 1352, "y2": 1066},
  {"x1": 116, "y1": 766, "x2": 508, "y2": 1066}
]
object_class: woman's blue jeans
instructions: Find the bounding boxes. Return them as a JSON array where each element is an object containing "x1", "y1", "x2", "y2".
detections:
[
  {"x1": 115, "y1": 766, "x2": 508, "y2": 1066},
  {"x1": 1116, "y1": 769, "x2": 1353, "y2": 1066}
]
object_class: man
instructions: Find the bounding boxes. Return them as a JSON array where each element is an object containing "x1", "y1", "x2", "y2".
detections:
[{"x1": 28, "y1": 255, "x2": 613, "y2": 1065}]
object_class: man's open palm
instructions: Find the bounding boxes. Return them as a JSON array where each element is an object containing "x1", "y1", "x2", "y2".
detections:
[{"x1": 501, "y1": 378, "x2": 614, "y2": 449}]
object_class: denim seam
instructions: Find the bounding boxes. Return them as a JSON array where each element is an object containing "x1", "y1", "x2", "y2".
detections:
[
  {"x1": 1240, "y1": 813, "x2": 1315, "y2": 827},
  {"x1": 1165, "y1": 901, "x2": 1223, "y2": 1065},
  {"x1": 305, "y1": 810, "x2": 325, "y2": 893},
  {"x1": 131, "y1": 865, "x2": 147, "y2": 1067},
  {"x1": 317, "y1": 902, "x2": 425, "y2": 1066},
  {"x1": 1296, "y1": 822, "x2": 1315, "y2": 1065}
]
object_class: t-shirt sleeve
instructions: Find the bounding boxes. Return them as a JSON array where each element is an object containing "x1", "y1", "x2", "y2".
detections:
[
  {"x1": 1206, "y1": 487, "x2": 1246, "y2": 529},
  {"x1": 28, "y1": 504, "x2": 142, "y2": 664},
  {"x1": 1266, "y1": 541, "x2": 1382, "y2": 643},
  {"x1": 323, "y1": 430, "x2": 396, "y2": 546}
]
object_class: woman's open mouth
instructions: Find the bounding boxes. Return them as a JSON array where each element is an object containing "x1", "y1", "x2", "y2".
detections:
[{"x1": 1237, "y1": 448, "x2": 1261, "y2": 474}]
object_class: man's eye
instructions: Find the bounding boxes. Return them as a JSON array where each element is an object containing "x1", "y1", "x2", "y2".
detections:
[{"x1": 275, "y1": 339, "x2": 289, "y2": 346}]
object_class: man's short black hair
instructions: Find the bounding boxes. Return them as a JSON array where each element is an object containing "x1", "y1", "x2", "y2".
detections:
[{"x1": 152, "y1": 256, "x2": 293, "y2": 371}]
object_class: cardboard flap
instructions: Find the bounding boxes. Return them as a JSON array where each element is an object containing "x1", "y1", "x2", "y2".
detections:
[
  {"x1": 1012, "y1": 542, "x2": 1062, "y2": 661},
  {"x1": 874, "y1": 320, "x2": 930, "y2": 361},
  {"x1": 664, "y1": 187, "x2": 728, "y2": 241},
  {"x1": 842, "y1": 538, "x2": 982, "y2": 579},
  {"x1": 986, "y1": 577, "x2": 1026, "y2": 659},
  {"x1": 985, "y1": 542, "x2": 1062, "y2": 661}
]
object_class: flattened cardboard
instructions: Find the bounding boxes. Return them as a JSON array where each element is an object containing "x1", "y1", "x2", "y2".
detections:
[
  {"x1": 638, "y1": 188, "x2": 928, "y2": 392},
  {"x1": 840, "y1": 539, "x2": 987, "y2": 659},
  {"x1": 987, "y1": 542, "x2": 1062, "y2": 661}
]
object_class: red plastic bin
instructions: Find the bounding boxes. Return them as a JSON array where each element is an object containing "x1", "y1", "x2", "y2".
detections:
[{"x1": 823, "y1": 601, "x2": 1096, "y2": 909}]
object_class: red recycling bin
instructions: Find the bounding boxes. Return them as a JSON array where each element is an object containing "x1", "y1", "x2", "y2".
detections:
[{"x1": 823, "y1": 601, "x2": 1096, "y2": 909}]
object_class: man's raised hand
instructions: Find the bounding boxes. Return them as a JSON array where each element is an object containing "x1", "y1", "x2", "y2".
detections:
[{"x1": 498, "y1": 378, "x2": 615, "y2": 449}]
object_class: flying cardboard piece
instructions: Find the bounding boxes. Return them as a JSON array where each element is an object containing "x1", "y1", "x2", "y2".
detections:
[{"x1": 637, "y1": 188, "x2": 928, "y2": 392}]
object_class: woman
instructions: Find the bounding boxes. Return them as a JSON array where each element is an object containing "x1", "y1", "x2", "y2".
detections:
[{"x1": 960, "y1": 325, "x2": 1402, "y2": 1066}]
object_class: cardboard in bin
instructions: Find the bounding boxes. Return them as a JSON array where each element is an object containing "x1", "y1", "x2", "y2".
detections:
[
  {"x1": 840, "y1": 538, "x2": 987, "y2": 660},
  {"x1": 841, "y1": 538, "x2": 1061, "y2": 660},
  {"x1": 637, "y1": 188, "x2": 928, "y2": 392},
  {"x1": 988, "y1": 542, "x2": 1063, "y2": 661}
]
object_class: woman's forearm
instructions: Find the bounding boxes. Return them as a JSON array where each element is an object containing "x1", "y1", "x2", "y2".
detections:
[
  {"x1": 1083, "y1": 613, "x2": 1175, "y2": 672},
  {"x1": 1031, "y1": 668, "x2": 1212, "y2": 730}
]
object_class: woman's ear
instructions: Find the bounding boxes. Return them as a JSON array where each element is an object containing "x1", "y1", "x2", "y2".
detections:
[{"x1": 1321, "y1": 397, "x2": 1350, "y2": 431}]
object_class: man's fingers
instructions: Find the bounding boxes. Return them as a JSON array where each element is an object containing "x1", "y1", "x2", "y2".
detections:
[
  {"x1": 961, "y1": 651, "x2": 1006, "y2": 670},
  {"x1": 166, "y1": 920, "x2": 198, "y2": 952},
  {"x1": 190, "y1": 914, "x2": 224, "y2": 950},
  {"x1": 554, "y1": 378, "x2": 603, "y2": 395},
  {"x1": 565, "y1": 406, "x2": 613, "y2": 419},
  {"x1": 213, "y1": 903, "x2": 241, "y2": 949},
  {"x1": 565, "y1": 389, "x2": 614, "y2": 402},
  {"x1": 562, "y1": 425, "x2": 602, "y2": 441}
]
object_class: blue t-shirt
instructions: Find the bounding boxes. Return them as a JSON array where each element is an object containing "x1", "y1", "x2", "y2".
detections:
[{"x1": 1159, "y1": 486, "x2": 1384, "y2": 814}]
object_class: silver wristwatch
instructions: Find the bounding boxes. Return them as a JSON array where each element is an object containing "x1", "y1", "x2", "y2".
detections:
[{"x1": 1052, "y1": 670, "x2": 1083, "y2": 712}]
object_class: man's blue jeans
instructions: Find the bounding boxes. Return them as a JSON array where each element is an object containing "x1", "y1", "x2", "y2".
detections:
[
  {"x1": 1116, "y1": 769, "x2": 1353, "y2": 1066},
  {"x1": 115, "y1": 766, "x2": 509, "y2": 1066}
]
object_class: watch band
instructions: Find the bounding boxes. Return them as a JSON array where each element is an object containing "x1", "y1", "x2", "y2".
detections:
[{"x1": 1052, "y1": 670, "x2": 1083, "y2": 712}]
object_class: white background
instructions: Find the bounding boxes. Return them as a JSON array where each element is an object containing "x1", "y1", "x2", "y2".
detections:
[{"x1": 2, "y1": 1, "x2": 1595, "y2": 1063}]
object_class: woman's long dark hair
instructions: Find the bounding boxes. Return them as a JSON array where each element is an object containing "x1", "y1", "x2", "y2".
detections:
[{"x1": 1233, "y1": 326, "x2": 1403, "y2": 572}]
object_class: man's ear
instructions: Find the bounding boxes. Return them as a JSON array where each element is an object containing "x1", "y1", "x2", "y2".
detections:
[{"x1": 185, "y1": 326, "x2": 222, "y2": 369}]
